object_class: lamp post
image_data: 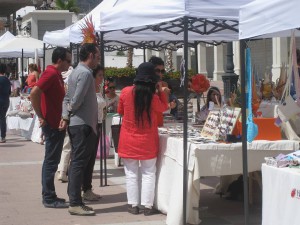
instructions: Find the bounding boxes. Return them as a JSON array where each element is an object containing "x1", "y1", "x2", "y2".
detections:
[
  {"x1": 4, "y1": 20, "x2": 10, "y2": 32},
  {"x1": 222, "y1": 42, "x2": 239, "y2": 102},
  {"x1": 16, "y1": 15, "x2": 22, "y2": 33}
]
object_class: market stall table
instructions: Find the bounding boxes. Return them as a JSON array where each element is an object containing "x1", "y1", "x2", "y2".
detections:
[
  {"x1": 261, "y1": 164, "x2": 300, "y2": 225},
  {"x1": 6, "y1": 116, "x2": 34, "y2": 140},
  {"x1": 156, "y1": 135, "x2": 299, "y2": 225}
]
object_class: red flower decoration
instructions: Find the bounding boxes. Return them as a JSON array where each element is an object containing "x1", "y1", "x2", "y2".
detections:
[{"x1": 191, "y1": 74, "x2": 210, "y2": 94}]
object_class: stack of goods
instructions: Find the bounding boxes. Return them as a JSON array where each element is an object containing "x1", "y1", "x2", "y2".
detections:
[
  {"x1": 6, "y1": 95, "x2": 34, "y2": 119},
  {"x1": 265, "y1": 150, "x2": 300, "y2": 168}
]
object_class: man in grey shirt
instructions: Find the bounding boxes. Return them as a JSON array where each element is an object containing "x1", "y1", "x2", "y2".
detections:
[{"x1": 61, "y1": 43, "x2": 100, "y2": 216}]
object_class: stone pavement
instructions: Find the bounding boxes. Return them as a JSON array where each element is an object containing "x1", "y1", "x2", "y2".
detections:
[{"x1": 0, "y1": 135, "x2": 262, "y2": 225}]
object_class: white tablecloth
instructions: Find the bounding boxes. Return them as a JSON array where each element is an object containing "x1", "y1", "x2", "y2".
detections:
[
  {"x1": 7, "y1": 97, "x2": 21, "y2": 114},
  {"x1": 262, "y1": 164, "x2": 300, "y2": 225},
  {"x1": 6, "y1": 116, "x2": 34, "y2": 140},
  {"x1": 156, "y1": 135, "x2": 299, "y2": 225}
]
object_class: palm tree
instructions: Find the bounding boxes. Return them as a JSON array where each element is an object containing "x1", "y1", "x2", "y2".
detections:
[{"x1": 55, "y1": 0, "x2": 80, "y2": 14}]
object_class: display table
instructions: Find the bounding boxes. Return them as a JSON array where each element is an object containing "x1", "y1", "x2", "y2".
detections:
[
  {"x1": 156, "y1": 135, "x2": 299, "y2": 225},
  {"x1": 6, "y1": 116, "x2": 34, "y2": 140},
  {"x1": 7, "y1": 97, "x2": 21, "y2": 115},
  {"x1": 262, "y1": 164, "x2": 300, "y2": 225}
]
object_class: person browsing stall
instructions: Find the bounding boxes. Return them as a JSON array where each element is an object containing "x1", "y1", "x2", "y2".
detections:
[
  {"x1": 30, "y1": 47, "x2": 72, "y2": 209},
  {"x1": 117, "y1": 62, "x2": 168, "y2": 216}
]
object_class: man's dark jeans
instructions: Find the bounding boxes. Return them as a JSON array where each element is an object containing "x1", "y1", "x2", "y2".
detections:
[
  {"x1": 68, "y1": 124, "x2": 97, "y2": 206},
  {"x1": 41, "y1": 125, "x2": 66, "y2": 203},
  {"x1": 0, "y1": 102, "x2": 9, "y2": 138}
]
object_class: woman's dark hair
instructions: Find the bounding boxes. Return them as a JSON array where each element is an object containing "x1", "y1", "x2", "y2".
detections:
[
  {"x1": 0, "y1": 63, "x2": 7, "y2": 74},
  {"x1": 133, "y1": 81, "x2": 156, "y2": 127},
  {"x1": 206, "y1": 86, "x2": 222, "y2": 108},
  {"x1": 28, "y1": 63, "x2": 38, "y2": 72},
  {"x1": 93, "y1": 64, "x2": 104, "y2": 78},
  {"x1": 149, "y1": 56, "x2": 164, "y2": 66},
  {"x1": 79, "y1": 43, "x2": 98, "y2": 61},
  {"x1": 52, "y1": 47, "x2": 71, "y2": 64}
]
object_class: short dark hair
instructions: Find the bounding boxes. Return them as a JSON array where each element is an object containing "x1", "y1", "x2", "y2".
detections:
[
  {"x1": 79, "y1": 43, "x2": 99, "y2": 62},
  {"x1": 52, "y1": 47, "x2": 71, "y2": 64},
  {"x1": 0, "y1": 63, "x2": 7, "y2": 74},
  {"x1": 149, "y1": 56, "x2": 164, "y2": 67},
  {"x1": 93, "y1": 64, "x2": 104, "y2": 78}
]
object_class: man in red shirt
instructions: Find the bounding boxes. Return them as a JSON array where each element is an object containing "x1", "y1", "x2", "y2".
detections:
[{"x1": 30, "y1": 47, "x2": 72, "y2": 208}]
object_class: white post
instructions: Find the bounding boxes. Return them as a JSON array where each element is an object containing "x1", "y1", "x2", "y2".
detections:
[
  {"x1": 233, "y1": 41, "x2": 241, "y2": 76},
  {"x1": 197, "y1": 43, "x2": 207, "y2": 75},
  {"x1": 272, "y1": 37, "x2": 288, "y2": 82},
  {"x1": 213, "y1": 45, "x2": 225, "y2": 81}
]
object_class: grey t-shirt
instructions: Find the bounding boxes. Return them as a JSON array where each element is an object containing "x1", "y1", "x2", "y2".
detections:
[{"x1": 62, "y1": 63, "x2": 97, "y2": 134}]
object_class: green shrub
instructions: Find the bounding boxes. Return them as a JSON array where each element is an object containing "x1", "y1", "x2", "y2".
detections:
[
  {"x1": 105, "y1": 67, "x2": 136, "y2": 78},
  {"x1": 163, "y1": 69, "x2": 195, "y2": 80}
]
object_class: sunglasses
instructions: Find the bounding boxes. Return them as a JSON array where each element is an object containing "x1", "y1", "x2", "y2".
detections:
[
  {"x1": 108, "y1": 86, "x2": 115, "y2": 90},
  {"x1": 155, "y1": 69, "x2": 166, "y2": 74}
]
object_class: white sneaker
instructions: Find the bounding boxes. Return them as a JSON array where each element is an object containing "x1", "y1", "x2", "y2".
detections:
[
  {"x1": 82, "y1": 189, "x2": 101, "y2": 201},
  {"x1": 57, "y1": 171, "x2": 68, "y2": 182}
]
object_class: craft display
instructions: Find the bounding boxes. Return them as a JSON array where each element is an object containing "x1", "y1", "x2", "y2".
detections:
[
  {"x1": 6, "y1": 95, "x2": 34, "y2": 119},
  {"x1": 200, "y1": 107, "x2": 241, "y2": 141},
  {"x1": 265, "y1": 150, "x2": 300, "y2": 168}
]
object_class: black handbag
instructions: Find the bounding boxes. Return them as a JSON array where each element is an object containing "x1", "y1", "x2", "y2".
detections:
[{"x1": 111, "y1": 116, "x2": 122, "y2": 153}]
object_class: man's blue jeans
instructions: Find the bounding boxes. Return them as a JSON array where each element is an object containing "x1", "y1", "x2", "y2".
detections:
[
  {"x1": 41, "y1": 125, "x2": 66, "y2": 203},
  {"x1": 68, "y1": 124, "x2": 97, "y2": 206}
]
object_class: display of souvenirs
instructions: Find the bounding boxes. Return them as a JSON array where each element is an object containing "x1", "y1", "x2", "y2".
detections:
[
  {"x1": 6, "y1": 95, "x2": 34, "y2": 119},
  {"x1": 265, "y1": 150, "x2": 300, "y2": 168},
  {"x1": 201, "y1": 106, "x2": 241, "y2": 141}
]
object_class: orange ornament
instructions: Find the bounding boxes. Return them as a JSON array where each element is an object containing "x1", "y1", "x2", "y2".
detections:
[{"x1": 191, "y1": 74, "x2": 210, "y2": 94}]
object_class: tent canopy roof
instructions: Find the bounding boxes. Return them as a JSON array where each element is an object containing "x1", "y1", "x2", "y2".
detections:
[{"x1": 239, "y1": 0, "x2": 300, "y2": 39}]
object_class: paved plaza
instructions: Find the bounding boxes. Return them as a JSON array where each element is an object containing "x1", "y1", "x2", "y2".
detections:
[{"x1": 0, "y1": 135, "x2": 262, "y2": 225}]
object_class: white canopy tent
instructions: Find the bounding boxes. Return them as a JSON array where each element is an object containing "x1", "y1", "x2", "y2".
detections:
[
  {"x1": 239, "y1": 0, "x2": 300, "y2": 39},
  {"x1": 0, "y1": 31, "x2": 15, "y2": 42},
  {"x1": 43, "y1": 26, "x2": 71, "y2": 48},
  {"x1": 0, "y1": 36, "x2": 44, "y2": 58},
  {"x1": 99, "y1": 1, "x2": 254, "y2": 225}
]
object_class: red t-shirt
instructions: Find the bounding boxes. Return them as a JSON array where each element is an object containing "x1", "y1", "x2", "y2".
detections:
[{"x1": 36, "y1": 65, "x2": 65, "y2": 129}]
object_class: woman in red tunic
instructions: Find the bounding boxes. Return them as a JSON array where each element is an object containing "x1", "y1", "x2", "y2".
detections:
[
  {"x1": 26, "y1": 63, "x2": 39, "y2": 88},
  {"x1": 118, "y1": 62, "x2": 168, "y2": 216}
]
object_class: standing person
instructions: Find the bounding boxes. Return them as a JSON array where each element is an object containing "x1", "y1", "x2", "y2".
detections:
[
  {"x1": 105, "y1": 80, "x2": 119, "y2": 113},
  {"x1": 149, "y1": 56, "x2": 170, "y2": 126},
  {"x1": 118, "y1": 62, "x2": 168, "y2": 215},
  {"x1": 30, "y1": 47, "x2": 72, "y2": 208},
  {"x1": 26, "y1": 63, "x2": 40, "y2": 90},
  {"x1": 0, "y1": 64, "x2": 11, "y2": 143},
  {"x1": 61, "y1": 43, "x2": 99, "y2": 216},
  {"x1": 81, "y1": 64, "x2": 105, "y2": 201}
]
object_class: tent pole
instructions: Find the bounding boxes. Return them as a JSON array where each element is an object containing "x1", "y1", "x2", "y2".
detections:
[
  {"x1": 240, "y1": 40, "x2": 249, "y2": 225},
  {"x1": 21, "y1": 49, "x2": 24, "y2": 88},
  {"x1": 43, "y1": 43, "x2": 46, "y2": 71},
  {"x1": 143, "y1": 45, "x2": 146, "y2": 62},
  {"x1": 183, "y1": 16, "x2": 188, "y2": 225},
  {"x1": 100, "y1": 32, "x2": 108, "y2": 187},
  {"x1": 194, "y1": 41, "x2": 198, "y2": 73}
]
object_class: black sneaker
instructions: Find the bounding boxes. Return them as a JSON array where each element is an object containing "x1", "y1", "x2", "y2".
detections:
[
  {"x1": 144, "y1": 207, "x2": 159, "y2": 216},
  {"x1": 43, "y1": 200, "x2": 68, "y2": 208},
  {"x1": 128, "y1": 205, "x2": 139, "y2": 215},
  {"x1": 55, "y1": 197, "x2": 66, "y2": 202}
]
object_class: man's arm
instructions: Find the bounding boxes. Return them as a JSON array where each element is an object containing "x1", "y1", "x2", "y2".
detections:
[{"x1": 30, "y1": 86, "x2": 46, "y2": 127}]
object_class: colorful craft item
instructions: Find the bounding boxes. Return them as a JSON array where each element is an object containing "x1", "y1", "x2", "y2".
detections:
[
  {"x1": 80, "y1": 15, "x2": 97, "y2": 45},
  {"x1": 190, "y1": 74, "x2": 210, "y2": 94}
]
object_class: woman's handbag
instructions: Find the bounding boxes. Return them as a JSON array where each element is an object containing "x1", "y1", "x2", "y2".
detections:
[{"x1": 111, "y1": 116, "x2": 122, "y2": 153}]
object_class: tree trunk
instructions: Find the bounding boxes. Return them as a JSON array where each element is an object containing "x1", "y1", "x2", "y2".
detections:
[
  {"x1": 165, "y1": 48, "x2": 173, "y2": 72},
  {"x1": 126, "y1": 47, "x2": 133, "y2": 68}
]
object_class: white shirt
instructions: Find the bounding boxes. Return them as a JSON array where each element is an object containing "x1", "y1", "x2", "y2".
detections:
[{"x1": 96, "y1": 92, "x2": 106, "y2": 123}]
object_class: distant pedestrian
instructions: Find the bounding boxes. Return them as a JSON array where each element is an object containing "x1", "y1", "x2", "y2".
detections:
[
  {"x1": 30, "y1": 47, "x2": 72, "y2": 208},
  {"x1": 0, "y1": 63, "x2": 11, "y2": 143}
]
